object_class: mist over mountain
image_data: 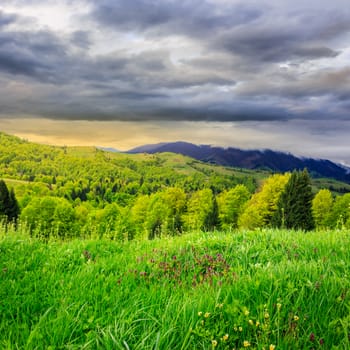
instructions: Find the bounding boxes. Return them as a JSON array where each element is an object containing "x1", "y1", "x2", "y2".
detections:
[{"x1": 128, "y1": 142, "x2": 350, "y2": 183}]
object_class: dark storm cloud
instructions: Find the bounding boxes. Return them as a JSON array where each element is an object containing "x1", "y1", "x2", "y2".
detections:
[
  {"x1": 70, "y1": 31, "x2": 92, "y2": 49},
  {"x1": 216, "y1": 29, "x2": 340, "y2": 63},
  {"x1": 0, "y1": 27, "x2": 69, "y2": 83},
  {"x1": 0, "y1": 50, "x2": 50, "y2": 77},
  {"x1": 91, "y1": 0, "x2": 261, "y2": 37},
  {"x1": 0, "y1": 10, "x2": 17, "y2": 27},
  {"x1": 1, "y1": 1, "x2": 350, "y2": 125},
  {"x1": 90, "y1": 1, "x2": 349, "y2": 63}
]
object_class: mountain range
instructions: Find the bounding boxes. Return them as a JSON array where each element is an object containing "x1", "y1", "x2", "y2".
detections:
[{"x1": 128, "y1": 141, "x2": 350, "y2": 183}]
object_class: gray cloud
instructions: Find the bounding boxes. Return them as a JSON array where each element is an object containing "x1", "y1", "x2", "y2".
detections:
[
  {"x1": 0, "y1": 0, "x2": 350, "y2": 129},
  {"x1": 91, "y1": 0, "x2": 261, "y2": 37},
  {"x1": 0, "y1": 10, "x2": 17, "y2": 27}
]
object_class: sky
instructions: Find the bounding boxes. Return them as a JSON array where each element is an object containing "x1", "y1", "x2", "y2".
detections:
[{"x1": 0, "y1": 0, "x2": 350, "y2": 164}]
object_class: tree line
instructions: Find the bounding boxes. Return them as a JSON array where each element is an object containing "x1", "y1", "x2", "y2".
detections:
[{"x1": 2, "y1": 168, "x2": 350, "y2": 240}]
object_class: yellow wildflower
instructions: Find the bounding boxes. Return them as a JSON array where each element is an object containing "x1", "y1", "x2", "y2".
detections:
[
  {"x1": 239, "y1": 326, "x2": 243, "y2": 332},
  {"x1": 205, "y1": 312, "x2": 210, "y2": 318},
  {"x1": 198, "y1": 311, "x2": 203, "y2": 316},
  {"x1": 244, "y1": 309, "x2": 250, "y2": 316},
  {"x1": 269, "y1": 345, "x2": 276, "y2": 350},
  {"x1": 277, "y1": 303, "x2": 282, "y2": 310},
  {"x1": 294, "y1": 315, "x2": 299, "y2": 321},
  {"x1": 264, "y1": 312, "x2": 270, "y2": 319},
  {"x1": 248, "y1": 319, "x2": 254, "y2": 325},
  {"x1": 256, "y1": 321, "x2": 260, "y2": 327},
  {"x1": 212, "y1": 339, "x2": 218, "y2": 347},
  {"x1": 222, "y1": 334, "x2": 229, "y2": 341},
  {"x1": 243, "y1": 340, "x2": 251, "y2": 347}
]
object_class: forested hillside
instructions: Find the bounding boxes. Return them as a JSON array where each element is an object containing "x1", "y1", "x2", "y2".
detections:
[
  {"x1": 1, "y1": 132, "x2": 350, "y2": 239},
  {"x1": 128, "y1": 141, "x2": 350, "y2": 183}
]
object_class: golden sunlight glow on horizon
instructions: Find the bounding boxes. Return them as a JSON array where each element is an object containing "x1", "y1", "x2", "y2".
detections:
[{"x1": 1, "y1": 117, "x2": 349, "y2": 167}]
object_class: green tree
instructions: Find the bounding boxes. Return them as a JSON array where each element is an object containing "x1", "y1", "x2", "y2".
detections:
[
  {"x1": 53, "y1": 200, "x2": 77, "y2": 238},
  {"x1": 312, "y1": 189, "x2": 333, "y2": 230},
  {"x1": 0, "y1": 180, "x2": 10, "y2": 221},
  {"x1": 238, "y1": 174, "x2": 290, "y2": 229},
  {"x1": 162, "y1": 187, "x2": 186, "y2": 234},
  {"x1": 272, "y1": 169, "x2": 315, "y2": 231},
  {"x1": 217, "y1": 185, "x2": 250, "y2": 230},
  {"x1": 0, "y1": 180, "x2": 20, "y2": 222},
  {"x1": 145, "y1": 192, "x2": 167, "y2": 239},
  {"x1": 131, "y1": 195, "x2": 150, "y2": 240},
  {"x1": 21, "y1": 196, "x2": 76, "y2": 237},
  {"x1": 183, "y1": 188, "x2": 217, "y2": 231},
  {"x1": 328, "y1": 193, "x2": 350, "y2": 229}
]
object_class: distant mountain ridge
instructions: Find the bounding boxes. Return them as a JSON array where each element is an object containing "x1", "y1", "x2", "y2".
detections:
[{"x1": 128, "y1": 141, "x2": 350, "y2": 183}]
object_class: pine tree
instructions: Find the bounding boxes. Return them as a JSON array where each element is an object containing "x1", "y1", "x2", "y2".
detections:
[
  {"x1": 0, "y1": 180, "x2": 10, "y2": 218},
  {"x1": 0, "y1": 180, "x2": 20, "y2": 222},
  {"x1": 205, "y1": 195, "x2": 219, "y2": 231},
  {"x1": 7, "y1": 188, "x2": 20, "y2": 221},
  {"x1": 272, "y1": 169, "x2": 315, "y2": 231}
]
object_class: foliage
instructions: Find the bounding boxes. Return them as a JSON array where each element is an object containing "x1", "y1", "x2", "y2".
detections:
[
  {"x1": 217, "y1": 184, "x2": 251, "y2": 230},
  {"x1": 312, "y1": 189, "x2": 334, "y2": 230},
  {"x1": 1, "y1": 227, "x2": 349, "y2": 349},
  {"x1": 183, "y1": 188, "x2": 219, "y2": 231},
  {"x1": 2, "y1": 132, "x2": 350, "y2": 235},
  {"x1": 272, "y1": 169, "x2": 315, "y2": 231},
  {"x1": 0, "y1": 179, "x2": 20, "y2": 222},
  {"x1": 21, "y1": 196, "x2": 78, "y2": 238},
  {"x1": 238, "y1": 174, "x2": 291, "y2": 229},
  {"x1": 328, "y1": 193, "x2": 350, "y2": 229}
]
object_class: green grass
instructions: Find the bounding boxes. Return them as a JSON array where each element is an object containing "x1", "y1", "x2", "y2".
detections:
[{"x1": 1, "y1": 227, "x2": 350, "y2": 349}]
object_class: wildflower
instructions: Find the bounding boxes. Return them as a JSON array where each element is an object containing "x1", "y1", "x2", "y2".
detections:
[
  {"x1": 319, "y1": 338, "x2": 324, "y2": 345},
  {"x1": 248, "y1": 319, "x2": 254, "y2": 325},
  {"x1": 212, "y1": 339, "x2": 218, "y2": 347},
  {"x1": 244, "y1": 309, "x2": 250, "y2": 316},
  {"x1": 234, "y1": 326, "x2": 238, "y2": 331},
  {"x1": 243, "y1": 340, "x2": 251, "y2": 347},
  {"x1": 198, "y1": 311, "x2": 203, "y2": 316},
  {"x1": 309, "y1": 333, "x2": 315, "y2": 342},
  {"x1": 222, "y1": 334, "x2": 229, "y2": 341},
  {"x1": 239, "y1": 326, "x2": 243, "y2": 332},
  {"x1": 264, "y1": 312, "x2": 270, "y2": 319},
  {"x1": 205, "y1": 312, "x2": 210, "y2": 318},
  {"x1": 294, "y1": 315, "x2": 299, "y2": 321},
  {"x1": 216, "y1": 303, "x2": 224, "y2": 308},
  {"x1": 256, "y1": 321, "x2": 260, "y2": 327},
  {"x1": 269, "y1": 345, "x2": 276, "y2": 350},
  {"x1": 277, "y1": 303, "x2": 282, "y2": 310}
]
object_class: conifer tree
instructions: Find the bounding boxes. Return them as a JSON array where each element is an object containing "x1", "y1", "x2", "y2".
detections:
[
  {"x1": 204, "y1": 195, "x2": 219, "y2": 231},
  {"x1": 0, "y1": 180, "x2": 10, "y2": 218},
  {"x1": 0, "y1": 180, "x2": 20, "y2": 222},
  {"x1": 7, "y1": 188, "x2": 20, "y2": 221},
  {"x1": 272, "y1": 169, "x2": 315, "y2": 230}
]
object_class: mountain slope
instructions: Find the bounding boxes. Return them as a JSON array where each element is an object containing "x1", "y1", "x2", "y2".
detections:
[
  {"x1": 128, "y1": 141, "x2": 350, "y2": 183},
  {"x1": 0, "y1": 132, "x2": 261, "y2": 203}
]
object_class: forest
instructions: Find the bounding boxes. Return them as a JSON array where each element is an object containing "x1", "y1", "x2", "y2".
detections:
[{"x1": 1, "y1": 132, "x2": 350, "y2": 240}]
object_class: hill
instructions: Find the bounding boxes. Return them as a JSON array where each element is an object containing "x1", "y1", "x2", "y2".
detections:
[
  {"x1": 128, "y1": 141, "x2": 350, "y2": 183},
  {"x1": 0, "y1": 132, "x2": 259, "y2": 204},
  {"x1": 1, "y1": 133, "x2": 349, "y2": 203}
]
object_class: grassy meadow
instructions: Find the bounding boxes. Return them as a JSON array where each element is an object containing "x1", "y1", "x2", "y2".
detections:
[{"x1": 1, "y1": 226, "x2": 349, "y2": 349}]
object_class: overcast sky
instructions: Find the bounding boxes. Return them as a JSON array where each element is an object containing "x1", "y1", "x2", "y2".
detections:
[{"x1": 0, "y1": 0, "x2": 350, "y2": 164}]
